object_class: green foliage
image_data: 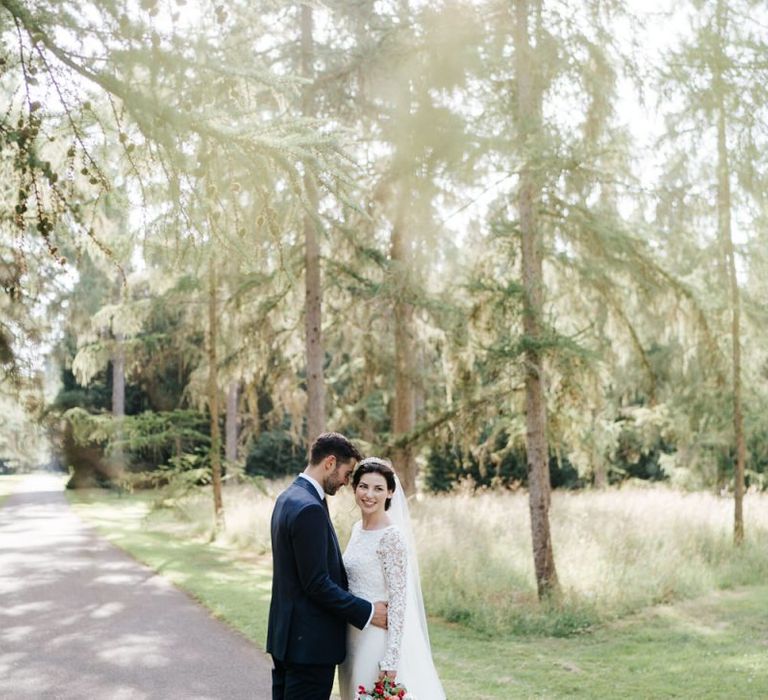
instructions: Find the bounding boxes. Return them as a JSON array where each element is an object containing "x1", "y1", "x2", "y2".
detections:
[
  {"x1": 57, "y1": 406, "x2": 212, "y2": 486},
  {"x1": 424, "y1": 441, "x2": 529, "y2": 492},
  {"x1": 245, "y1": 430, "x2": 305, "y2": 479},
  {"x1": 118, "y1": 410, "x2": 210, "y2": 461},
  {"x1": 143, "y1": 453, "x2": 213, "y2": 509},
  {"x1": 52, "y1": 364, "x2": 110, "y2": 414},
  {"x1": 424, "y1": 432, "x2": 581, "y2": 493},
  {"x1": 2, "y1": 0, "x2": 767, "y2": 503}
]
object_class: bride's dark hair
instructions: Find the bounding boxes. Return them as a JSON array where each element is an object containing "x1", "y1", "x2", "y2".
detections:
[{"x1": 352, "y1": 458, "x2": 397, "y2": 511}]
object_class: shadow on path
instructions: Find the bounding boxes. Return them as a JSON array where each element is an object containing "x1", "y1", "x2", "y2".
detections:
[{"x1": 0, "y1": 474, "x2": 272, "y2": 700}]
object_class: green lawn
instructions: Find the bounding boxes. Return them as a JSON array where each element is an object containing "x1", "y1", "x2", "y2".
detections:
[
  {"x1": 431, "y1": 589, "x2": 768, "y2": 698},
  {"x1": 0, "y1": 473, "x2": 27, "y2": 505},
  {"x1": 66, "y1": 488, "x2": 768, "y2": 699}
]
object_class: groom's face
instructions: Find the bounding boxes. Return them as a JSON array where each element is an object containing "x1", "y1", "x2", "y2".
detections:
[{"x1": 323, "y1": 457, "x2": 356, "y2": 496}]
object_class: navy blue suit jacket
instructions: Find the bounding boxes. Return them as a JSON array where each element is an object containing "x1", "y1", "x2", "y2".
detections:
[{"x1": 266, "y1": 477, "x2": 371, "y2": 665}]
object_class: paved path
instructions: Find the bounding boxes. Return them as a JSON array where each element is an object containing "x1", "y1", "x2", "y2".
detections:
[{"x1": 0, "y1": 474, "x2": 273, "y2": 699}]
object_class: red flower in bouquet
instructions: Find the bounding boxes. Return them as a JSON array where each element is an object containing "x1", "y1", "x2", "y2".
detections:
[{"x1": 355, "y1": 676, "x2": 412, "y2": 699}]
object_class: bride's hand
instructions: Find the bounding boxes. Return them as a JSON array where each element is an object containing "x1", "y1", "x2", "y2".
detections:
[{"x1": 377, "y1": 670, "x2": 397, "y2": 682}]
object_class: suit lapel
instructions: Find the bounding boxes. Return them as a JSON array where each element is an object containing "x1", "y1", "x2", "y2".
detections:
[
  {"x1": 323, "y1": 500, "x2": 344, "y2": 566},
  {"x1": 294, "y1": 477, "x2": 344, "y2": 566},
  {"x1": 293, "y1": 475, "x2": 323, "y2": 504}
]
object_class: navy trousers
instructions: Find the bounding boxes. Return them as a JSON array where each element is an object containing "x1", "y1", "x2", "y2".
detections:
[{"x1": 271, "y1": 657, "x2": 336, "y2": 700}]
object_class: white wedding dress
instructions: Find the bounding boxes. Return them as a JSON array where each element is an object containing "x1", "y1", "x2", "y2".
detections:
[{"x1": 339, "y1": 520, "x2": 445, "y2": 700}]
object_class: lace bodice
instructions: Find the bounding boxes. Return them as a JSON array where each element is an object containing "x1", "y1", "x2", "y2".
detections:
[{"x1": 343, "y1": 522, "x2": 407, "y2": 671}]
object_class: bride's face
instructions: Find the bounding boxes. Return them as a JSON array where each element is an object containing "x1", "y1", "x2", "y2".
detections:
[{"x1": 354, "y1": 472, "x2": 393, "y2": 516}]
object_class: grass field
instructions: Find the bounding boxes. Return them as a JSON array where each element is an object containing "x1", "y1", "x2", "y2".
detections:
[
  {"x1": 82, "y1": 478, "x2": 768, "y2": 635},
  {"x1": 56, "y1": 480, "x2": 768, "y2": 698},
  {"x1": 0, "y1": 473, "x2": 27, "y2": 505}
]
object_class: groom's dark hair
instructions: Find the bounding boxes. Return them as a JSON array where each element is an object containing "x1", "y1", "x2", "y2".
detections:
[{"x1": 309, "y1": 432, "x2": 364, "y2": 466}]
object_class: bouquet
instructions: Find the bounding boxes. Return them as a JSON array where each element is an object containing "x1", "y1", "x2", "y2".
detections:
[{"x1": 355, "y1": 676, "x2": 413, "y2": 699}]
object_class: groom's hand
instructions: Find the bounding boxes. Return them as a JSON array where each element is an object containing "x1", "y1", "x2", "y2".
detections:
[{"x1": 371, "y1": 601, "x2": 388, "y2": 629}]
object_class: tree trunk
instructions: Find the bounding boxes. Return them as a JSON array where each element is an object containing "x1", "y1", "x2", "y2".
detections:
[
  {"x1": 106, "y1": 277, "x2": 127, "y2": 480},
  {"x1": 301, "y1": 3, "x2": 326, "y2": 443},
  {"x1": 391, "y1": 190, "x2": 417, "y2": 495},
  {"x1": 110, "y1": 336, "x2": 126, "y2": 478},
  {"x1": 361, "y1": 341, "x2": 377, "y2": 445},
  {"x1": 715, "y1": 0, "x2": 745, "y2": 545},
  {"x1": 208, "y1": 259, "x2": 225, "y2": 532},
  {"x1": 414, "y1": 345, "x2": 426, "y2": 421},
  {"x1": 225, "y1": 380, "x2": 239, "y2": 466},
  {"x1": 514, "y1": 0, "x2": 559, "y2": 599},
  {"x1": 591, "y1": 410, "x2": 608, "y2": 489},
  {"x1": 389, "y1": 28, "x2": 418, "y2": 494}
]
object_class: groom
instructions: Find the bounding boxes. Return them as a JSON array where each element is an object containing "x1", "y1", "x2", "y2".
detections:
[{"x1": 267, "y1": 432, "x2": 388, "y2": 700}]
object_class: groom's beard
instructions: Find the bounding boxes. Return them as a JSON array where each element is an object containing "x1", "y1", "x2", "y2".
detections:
[{"x1": 323, "y1": 468, "x2": 346, "y2": 496}]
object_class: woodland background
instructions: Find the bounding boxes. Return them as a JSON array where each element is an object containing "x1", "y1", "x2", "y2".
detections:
[{"x1": 1, "y1": 0, "x2": 767, "y2": 601}]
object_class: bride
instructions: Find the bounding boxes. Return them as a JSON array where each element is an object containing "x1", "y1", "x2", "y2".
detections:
[{"x1": 339, "y1": 458, "x2": 445, "y2": 700}]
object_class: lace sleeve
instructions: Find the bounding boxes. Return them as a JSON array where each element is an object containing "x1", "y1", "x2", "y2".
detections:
[{"x1": 376, "y1": 526, "x2": 408, "y2": 671}]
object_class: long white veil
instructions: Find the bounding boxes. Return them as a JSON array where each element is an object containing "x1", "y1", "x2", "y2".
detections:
[
  {"x1": 387, "y1": 471, "x2": 445, "y2": 699},
  {"x1": 388, "y1": 474, "x2": 433, "y2": 654}
]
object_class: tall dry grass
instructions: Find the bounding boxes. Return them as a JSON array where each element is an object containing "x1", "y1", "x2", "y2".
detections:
[
  {"x1": 152, "y1": 481, "x2": 768, "y2": 636},
  {"x1": 413, "y1": 487, "x2": 768, "y2": 634}
]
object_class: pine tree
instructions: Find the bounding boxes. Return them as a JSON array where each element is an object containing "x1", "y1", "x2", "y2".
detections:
[
  {"x1": 513, "y1": 0, "x2": 559, "y2": 599},
  {"x1": 660, "y1": 0, "x2": 768, "y2": 542}
]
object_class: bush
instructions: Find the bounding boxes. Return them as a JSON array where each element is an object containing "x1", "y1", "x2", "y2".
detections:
[
  {"x1": 245, "y1": 430, "x2": 305, "y2": 478},
  {"x1": 424, "y1": 439, "x2": 581, "y2": 492}
]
